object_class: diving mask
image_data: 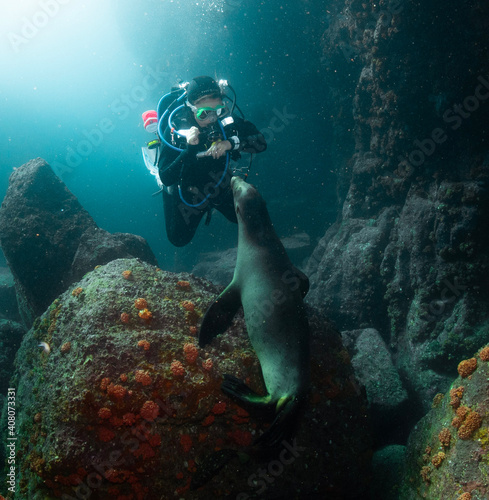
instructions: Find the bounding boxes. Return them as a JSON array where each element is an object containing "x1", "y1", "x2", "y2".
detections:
[{"x1": 188, "y1": 102, "x2": 225, "y2": 121}]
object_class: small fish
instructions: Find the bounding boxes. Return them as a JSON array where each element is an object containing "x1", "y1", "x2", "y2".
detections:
[{"x1": 38, "y1": 342, "x2": 51, "y2": 354}]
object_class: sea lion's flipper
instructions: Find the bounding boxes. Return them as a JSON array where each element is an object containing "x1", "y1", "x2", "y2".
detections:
[
  {"x1": 221, "y1": 374, "x2": 276, "y2": 418},
  {"x1": 254, "y1": 395, "x2": 304, "y2": 448},
  {"x1": 291, "y1": 266, "x2": 310, "y2": 299},
  {"x1": 199, "y1": 284, "x2": 241, "y2": 347}
]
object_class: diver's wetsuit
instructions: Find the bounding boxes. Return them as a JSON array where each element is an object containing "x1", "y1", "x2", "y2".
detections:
[{"x1": 158, "y1": 106, "x2": 266, "y2": 247}]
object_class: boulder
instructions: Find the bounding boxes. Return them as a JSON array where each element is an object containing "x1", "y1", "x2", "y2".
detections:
[
  {"x1": 0, "y1": 267, "x2": 19, "y2": 322},
  {"x1": 0, "y1": 258, "x2": 372, "y2": 500},
  {"x1": 0, "y1": 159, "x2": 158, "y2": 326},
  {"x1": 399, "y1": 348, "x2": 489, "y2": 499},
  {"x1": 192, "y1": 232, "x2": 311, "y2": 286},
  {"x1": 69, "y1": 227, "x2": 158, "y2": 282},
  {"x1": 341, "y1": 328, "x2": 409, "y2": 445},
  {"x1": 309, "y1": 0, "x2": 489, "y2": 415}
]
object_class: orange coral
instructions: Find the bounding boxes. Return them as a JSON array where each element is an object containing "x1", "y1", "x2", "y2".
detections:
[
  {"x1": 107, "y1": 384, "x2": 127, "y2": 400},
  {"x1": 202, "y1": 415, "x2": 215, "y2": 427},
  {"x1": 135, "y1": 370, "x2": 152, "y2": 386},
  {"x1": 202, "y1": 358, "x2": 213, "y2": 371},
  {"x1": 122, "y1": 413, "x2": 137, "y2": 426},
  {"x1": 133, "y1": 443, "x2": 155, "y2": 460},
  {"x1": 183, "y1": 343, "x2": 198, "y2": 364},
  {"x1": 449, "y1": 386, "x2": 464, "y2": 409},
  {"x1": 99, "y1": 427, "x2": 115, "y2": 442},
  {"x1": 431, "y1": 452, "x2": 445, "y2": 468},
  {"x1": 134, "y1": 298, "x2": 148, "y2": 310},
  {"x1": 176, "y1": 280, "x2": 191, "y2": 290},
  {"x1": 438, "y1": 428, "x2": 451, "y2": 448},
  {"x1": 170, "y1": 360, "x2": 186, "y2": 377},
  {"x1": 122, "y1": 270, "x2": 133, "y2": 280},
  {"x1": 451, "y1": 416, "x2": 463, "y2": 429},
  {"x1": 120, "y1": 373, "x2": 128, "y2": 382},
  {"x1": 61, "y1": 342, "x2": 71, "y2": 353},
  {"x1": 457, "y1": 493, "x2": 472, "y2": 500},
  {"x1": 420, "y1": 465, "x2": 431, "y2": 483},
  {"x1": 100, "y1": 377, "x2": 111, "y2": 391},
  {"x1": 98, "y1": 408, "x2": 112, "y2": 420},
  {"x1": 138, "y1": 339, "x2": 151, "y2": 351},
  {"x1": 138, "y1": 308, "x2": 152, "y2": 321},
  {"x1": 229, "y1": 429, "x2": 253, "y2": 447},
  {"x1": 71, "y1": 287, "x2": 83, "y2": 297},
  {"x1": 211, "y1": 402, "x2": 226, "y2": 415},
  {"x1": 456, "y1": 405, "x2": 470, "y2": 421},
  {"x1": 457, "y1": 358, "x2": 477, "y2": 378},
  {"x1": 180, "y1": 434, "x2": 193, "y2": 453},
  {"x1": 189, "y1": 326, "x2": 198, "y2": 335},
  {"x1": 120, "y1": 312, "x2": 130, "y2": 324},
  {"x1": 479, "y1": 346, "x2": 489, "y2": 361},
  {"x1": 140, "y1": 401, "x2": 159, "y2": 421},
  {"x1": 458, "y1": 411, "x2": 482, "y2": 439},
  {"x1": 148, "y1": 434, "x2": 161, "y2": 447},
  {"x1": 181, "y1": 300, "x2": 195, "y2": 311}
]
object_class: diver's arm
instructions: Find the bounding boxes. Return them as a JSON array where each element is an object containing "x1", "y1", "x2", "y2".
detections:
[
  {"x1": 158, "y1": 148, "x2": 188, "y2": 186},
  {"x1": 231, "y1": 118, "x2": 267, "y2": 154}
]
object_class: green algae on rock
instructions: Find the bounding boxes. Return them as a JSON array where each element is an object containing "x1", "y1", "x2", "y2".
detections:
[
  {"x1": 399, "y1": 347, "x2": 489, "y2": 500},
  {"x1": 1, "y1": 258, "x2": 371, "y2": 500}
]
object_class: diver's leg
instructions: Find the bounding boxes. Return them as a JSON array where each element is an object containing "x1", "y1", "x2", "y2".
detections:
[{"x1": 162, "y1": 187, "x2": 204, "y2": 246}]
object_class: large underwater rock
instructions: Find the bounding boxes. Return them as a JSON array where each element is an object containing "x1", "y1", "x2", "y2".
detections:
[
  {"x1": 0, "y1": 158, "x2": 158, "y2": 327},
  {"x1": 309, "y1": 0, "x2": 489, "y2": 422},
  {"x1": 341, "y1": 328, "x2": 409, "y2": 445},
  {"x1": 192, "y1": 232, "x2": 312, "y2": 286},
  {"x1": 0, "y1": 268, "x2": 19, "y2": 322},
  {"x1": 399, "y1": 348, "x2": 489, "y2": 499},
  {"x1": 1, "y1": 258, "x2": 371, "y2": 500}
]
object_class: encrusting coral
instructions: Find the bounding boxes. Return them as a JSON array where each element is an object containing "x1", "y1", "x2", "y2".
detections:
[{"x1": 4, "y1": 258, "x2": 371, "y2": 499}]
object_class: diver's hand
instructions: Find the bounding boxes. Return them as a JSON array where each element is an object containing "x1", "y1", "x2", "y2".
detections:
[
  {"x1": 207, "y1": 140, "x2": 232, "y2": 159},
  {"x1": 187, "y1": 127, "x2": 200, "y2": 146}
]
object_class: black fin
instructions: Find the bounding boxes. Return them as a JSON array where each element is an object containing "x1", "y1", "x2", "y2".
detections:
[
  {"x1": 254, "y1": 396, "x2": 305, "y2": 448},
  {"x1": 199, "y1": 283, "x2": 241, "y2": 347},
  {"x1": 221, "y1": 374, "x2": 275, "y2": 419}
]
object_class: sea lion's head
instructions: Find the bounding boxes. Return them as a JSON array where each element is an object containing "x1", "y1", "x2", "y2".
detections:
[{"x1": 231, "y1": 176, "x2": 272, "y2": 238}]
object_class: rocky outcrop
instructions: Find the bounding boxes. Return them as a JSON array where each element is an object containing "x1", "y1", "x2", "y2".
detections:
[
  {"x1": 192, "y1": 232, "x2": 312, "y2": 286},
  {"x1": 399, "y1": 348, "x2": 489, "y2": 500},
  {"x1": 0, "y1": 320, "x2": 25, "y2": 395},
  {"x1": 341, "y1": 328, "x2": 409, "y2": 445},
  {"x1": 1, "y1": 258, "x2": 371, "y2": 499},
  {"x1": 0, "y1": 268, "x2": 19, "y2": 322},
  {"x1": 308, "y1": 0, "x2": 489, "y2": 417},
  {"x1": 0, "y1": 158, "x2": 158, "y2": 327}
]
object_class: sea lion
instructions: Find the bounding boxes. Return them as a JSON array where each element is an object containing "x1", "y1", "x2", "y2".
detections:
[{"x1": 199, "y1": 176, "x2": 310, "y2": 447}]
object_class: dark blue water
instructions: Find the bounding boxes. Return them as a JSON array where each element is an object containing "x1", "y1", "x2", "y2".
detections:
[{"x1": 0, "y1": 0, "x2": 336, "y2": 271}]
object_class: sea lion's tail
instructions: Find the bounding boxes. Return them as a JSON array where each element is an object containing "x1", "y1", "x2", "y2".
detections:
[
  {"x1": 254, "y1": 395, "x2": 305, "y2": 448},
  {"x1": 221, "y1": 374, "x2": 276, "y2": 417},
  {"x1": 222, "y1": 374, "x2": 305, "y2": 448}
]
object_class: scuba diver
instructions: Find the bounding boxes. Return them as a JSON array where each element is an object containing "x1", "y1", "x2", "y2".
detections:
[{"x1": 142, "y1": 76, "x2": 267, "y2": 247}]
